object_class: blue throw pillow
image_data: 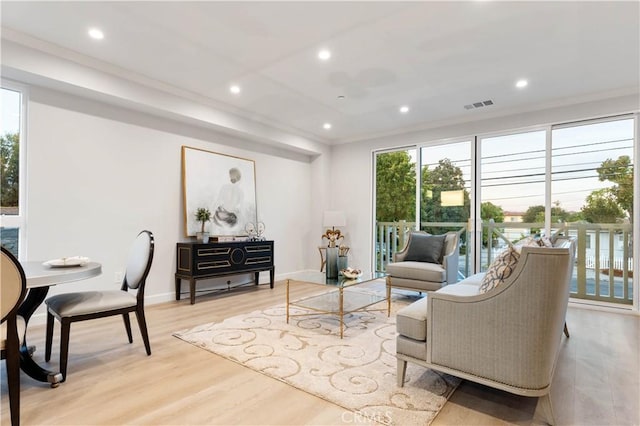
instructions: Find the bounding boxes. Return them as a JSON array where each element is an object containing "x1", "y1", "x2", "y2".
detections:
[{"x1": 404, "y1": 233, "x2": 446, "y2": 264}]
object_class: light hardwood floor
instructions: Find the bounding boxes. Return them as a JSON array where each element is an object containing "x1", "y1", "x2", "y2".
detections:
[{"x1": 2, "y1": 281, "x2": 638, "y2": 425}]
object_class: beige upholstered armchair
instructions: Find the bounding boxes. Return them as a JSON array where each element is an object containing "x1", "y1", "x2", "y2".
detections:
[
  {"x1": 396, "y1": 246, "x2": 572, "y2": 425},
  {"x1": 386, "y1": 231, "x2": 459, "y2": 293}
]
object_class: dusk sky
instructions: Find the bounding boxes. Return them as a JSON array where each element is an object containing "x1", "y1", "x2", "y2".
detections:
[{"x1": 418, "y1": 118, "x2": 634, "y2": 213}]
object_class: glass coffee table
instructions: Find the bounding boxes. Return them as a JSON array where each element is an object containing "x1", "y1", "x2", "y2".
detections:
[{"x1": 285, "y1": 271, "x2": 388, "y2": 338}]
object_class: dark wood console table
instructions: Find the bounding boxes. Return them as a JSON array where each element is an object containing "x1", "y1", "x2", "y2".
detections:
[{"x1": 175, "y1": 240, "x2": 274, "y2": 304}]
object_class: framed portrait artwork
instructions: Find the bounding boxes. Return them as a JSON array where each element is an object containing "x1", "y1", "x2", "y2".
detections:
[{"x1": 182, "y1": 146, "x2": 257, "y2": 237}]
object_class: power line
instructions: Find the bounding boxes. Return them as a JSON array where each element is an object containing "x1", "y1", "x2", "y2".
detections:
[
  {"x1": 421, "y1": 137, "x2": 633, "y2": 168},
  {"x1": 551, "y1": 137, "x2": 633, "y2": 152},
  {"x1": 482, "y1": 173, "x2": 609, "y2": 188},
  {"x1": 486, "y1": 188, "x2": 600, "y2": 202},
  {"x1": 482, "y1": 167, "x2": 600, "y2": 182}
]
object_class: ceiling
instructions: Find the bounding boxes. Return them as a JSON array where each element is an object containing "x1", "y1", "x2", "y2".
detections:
[{"x1": 1, "y1": 1, "x2": 639, "y2": 146}]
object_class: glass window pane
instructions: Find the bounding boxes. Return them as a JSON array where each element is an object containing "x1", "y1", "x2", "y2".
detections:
[
  {"x1": 480, "y1": 131, "x2": 546, "y2": 270},
  {"x1": 420, "y1": 141, "x2": 471, "y2": 279},
  {"x1": 1, "y1": 87, "x2": 21, "y2": 216},
  {"x1": 552, "y1": 118, "x2": 634, "y2": 304},
  {"x1": 374, "y1": 149, "x2": 416, "y2": 271},
  {"x1": 0, "y1": 227, "x2": 19, "y2": 257}
]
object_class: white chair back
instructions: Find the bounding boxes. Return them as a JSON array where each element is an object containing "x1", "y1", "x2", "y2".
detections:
[
  {"x1": 125, "y1": 231, "x2": 154, "y2": 290},
  {"x1": 1, "y1": 248, "x2": 26, "y2": 322}
]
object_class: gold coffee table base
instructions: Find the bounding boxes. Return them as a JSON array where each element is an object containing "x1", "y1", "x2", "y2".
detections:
[{"x1": 285, "y1": 271, "x2": 388, "y2": 338}]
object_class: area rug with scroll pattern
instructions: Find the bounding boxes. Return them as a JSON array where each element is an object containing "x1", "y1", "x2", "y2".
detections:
[{"x1": 173, "y1": 292, "x2": 460, "y2": 425}]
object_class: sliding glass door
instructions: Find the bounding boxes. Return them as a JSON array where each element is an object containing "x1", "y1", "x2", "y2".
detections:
[
  {"x1": 374, "y1": 148, "x2": 416, "y2": 271},
  {"x1": 420, "y1": 141, "x2": 472, "y2": 278},
  {"x1": 552, "y1": 117, "x2": 634, "y2": 304},
  {"x1": 373, "y1": 115, "x2": 636, "y2": 307}
]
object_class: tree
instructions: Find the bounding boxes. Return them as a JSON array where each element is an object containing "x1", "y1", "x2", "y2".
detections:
[
  {"x1": 481, "y1": 201, "x2": 504, "y2": 223},
  {"x1": 597, "y1": 155, "x2": 633, "y2": 225},
  {"x1": 0, "y1": 132, "x2": 20, "y2": 208},
  {"x1": 581, "y1": 188, "x2": 625, "y2": 223},
  {"x1": 522, "y1": 205, "x2": 545, "y2": 223},
  {"x1": 523, "y1": 202, "x2": 573, "y2": 224},
  {"x1": 421, "y1": 158, "x2": 470, "y2": 230},
  {"x1": 565, "y1": 211, "x2": 585, "y2": 222},
  {"x1": 375, "y1": 151, "x2": 415, "y2": 222},
  {"x1": 481, "y1": 201, "x2": 504, "y2": 246}
]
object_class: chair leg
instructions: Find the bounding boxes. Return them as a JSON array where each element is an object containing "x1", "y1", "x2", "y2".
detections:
[
  {"x1": 45, "y1": 311, "x2": 55, "y2": 362},
  {"x1": 397, "y1": 359, "x2": 407, "y2": 387},
  {"x1": 535, "y1": 393, "x2": 556, "y2": 425},
  {"x1": 6, "y1": 321, "x2": 20, "y2": 426},
  {"x1": 122, "y1": 313, "x2": 133, "y2": 344},
  {"x1": 135, "y1": 308, "x2": 151, "y2": 355},
  {"x1": 59, "y1": 319, "x2": 71, "y2": 382},
  {"x1": 563, "y1": 322, "x2": 570, "y2": 338}
]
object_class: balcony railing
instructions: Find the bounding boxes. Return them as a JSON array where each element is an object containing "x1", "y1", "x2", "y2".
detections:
[{"x1": 375, "y1": 220, "x2": 634, "y2": 305}]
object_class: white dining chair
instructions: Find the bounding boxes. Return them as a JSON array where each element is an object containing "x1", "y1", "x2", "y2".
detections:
[
  {"x1": 1, "y1": 247, "x2": 28, "y2": 426},
  {"x1": 44, "y1": 230, "x2": 154, "y2": 381}
]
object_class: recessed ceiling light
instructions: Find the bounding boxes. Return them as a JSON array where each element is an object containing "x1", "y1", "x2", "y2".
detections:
[
  {"x1": 399, "y1": 105, "x2": 410, "y2": 114},
  {"x1": 323, "y1": 123, "x2": 332, "y2": 130},
  {"x1": 516, "y1": 79, "x2": 528, "y2": 88},
  {"x1": 229, "y1": 85, "x2": 241, "y2": 94},
  {"x1": 318, "y1": 49, "x2": 331, "y2": 61},
  {"x1": 88, "y1": 28, "x2": 104, "y2": 40}
]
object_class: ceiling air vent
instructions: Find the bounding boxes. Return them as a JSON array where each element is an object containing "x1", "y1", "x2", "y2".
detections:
[{"x1": 464, "y1": 100, "x2": 494, "y2": 110}]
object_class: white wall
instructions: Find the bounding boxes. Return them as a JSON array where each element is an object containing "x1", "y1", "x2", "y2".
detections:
[{"x1": 25, "y1": 87, "x2": 324, "y2": 321}]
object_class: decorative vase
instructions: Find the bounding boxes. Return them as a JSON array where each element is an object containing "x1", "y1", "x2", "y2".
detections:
[
  {"x1": 325, "y1": 246, "x2": 338, "y2": 279},
  {"x1": 337, "y1": 255, "x2": 348, "y2": 273},
  {"x1": 196, "y1": 232, "x2": 210, "y2": 243}
]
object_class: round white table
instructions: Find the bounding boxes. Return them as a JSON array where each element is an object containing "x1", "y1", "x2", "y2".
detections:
[{"x1": 19, "y1": 261, "x2": 102, "y2": 387}]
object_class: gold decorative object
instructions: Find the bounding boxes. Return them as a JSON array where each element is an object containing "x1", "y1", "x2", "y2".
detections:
[
  {"x1": 322, "y1": 229, "x2": 343, "y2": 248},
  {"x1": 322, "y1": 211, "x2": 346, "y2": 248}
]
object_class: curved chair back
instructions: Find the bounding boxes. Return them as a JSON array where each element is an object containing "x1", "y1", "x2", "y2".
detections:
[
  {"x1": 1, "y1": 246, "x2": 27, "y2": 426},
  {"x1": 1, "y1": 247, "x2": 27, "y2": 322},
  {"x1": 124, "y1": 230, "x2": 154, "y2": 293}
]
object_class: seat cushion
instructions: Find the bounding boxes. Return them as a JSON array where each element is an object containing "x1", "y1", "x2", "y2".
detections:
[
  {"x1": 386, "y1": 261, "x2": 446, "y2": 283},
  {"x1": 46, "y1": 290, "x2": 137, "y2": 317},
  {"x1": 457, "y1": 272, "x2": 485, "y2": 288},
  {"x1": 436, "y1": 283, "x2": 482, "y2": 297},
  {"x1": 396, "y1": 296, "x2": 428, "y2": 341},
  {"x1": 397, "y1": 334, "x2": 427, "y2": 361}
]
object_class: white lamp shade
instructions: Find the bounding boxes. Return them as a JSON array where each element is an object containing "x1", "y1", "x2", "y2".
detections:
[
  {"x1": 323, "y1": 210, "x2": 346, "y2": 227},
  {"x1": 441, "y1": 190, "x2": 465, "y2": 207}
]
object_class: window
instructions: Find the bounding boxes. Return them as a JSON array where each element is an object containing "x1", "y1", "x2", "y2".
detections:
[
  {"x1": 1, "y1": 83, "x2": 27, "y2": 258},
  {"x1": 420, "y1": 140, "x2": 472, "y2": 277},
  {"x1": 373, "y1": 148, "x2": 417, "y2": 271},
  {"x1": 552, "y1": 116, "x2": 634, "y2": 303},
  {"x1": 479, "y1": 130, "x2": 546, "y2": 270},
  {"x1": 373, "y1": 114, "x2": 636, "y2": 307}
]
